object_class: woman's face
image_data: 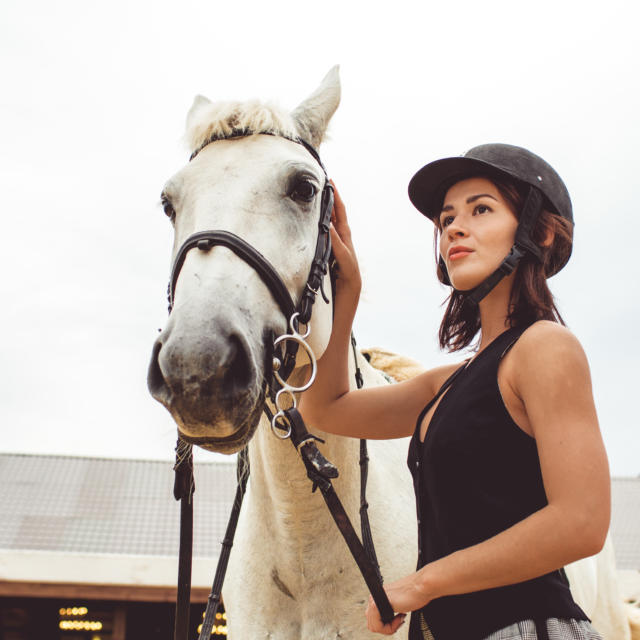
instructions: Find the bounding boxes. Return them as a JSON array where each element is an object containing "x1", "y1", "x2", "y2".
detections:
[{"x1": 438, "y1": 177, "x2": 518, "y2": 292}]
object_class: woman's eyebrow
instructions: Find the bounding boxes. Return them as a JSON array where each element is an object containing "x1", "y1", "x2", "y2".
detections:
[
  {"x1": 467, "y1": 193, "x2": 498, "y2": 203},
  {"x1": 441, "y1": 193, "x2": 498, "y2": 212}
]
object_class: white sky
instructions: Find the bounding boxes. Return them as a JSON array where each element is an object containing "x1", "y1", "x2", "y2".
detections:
[{"x1": 1, "y1": 0, "x2": 639, "y2": 475}]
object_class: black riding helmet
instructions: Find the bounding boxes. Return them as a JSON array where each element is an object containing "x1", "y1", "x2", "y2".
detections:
[{"x1": 408, "y1": 143, "x2": 574, "y2": 304}]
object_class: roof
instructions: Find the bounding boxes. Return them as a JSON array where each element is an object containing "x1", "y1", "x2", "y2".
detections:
[
  {"x1": 610, "y1": 476, "x2": 640, "y2": 570},
  {"x1": 0, "y1": 452, "x2": 237, "y2": 559},
  {"x1": 0, "y1": 454, "x2": 638, "y2": 571}
]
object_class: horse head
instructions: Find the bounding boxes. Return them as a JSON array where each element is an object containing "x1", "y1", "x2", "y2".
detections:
[{"x1": 148, "y1": 67, "x2": 341, "y2": 454}]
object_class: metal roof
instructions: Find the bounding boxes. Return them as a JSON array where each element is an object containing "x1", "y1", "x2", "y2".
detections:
[
  {"x1": 610, "y1": 476, "x2": 640, "y2": 570},
  {"x1": 0, "y1": 453, "x2": 638, "y2": 569},
  {"x1": 0, "y1": 453, "x2": 237, "y2": 559}
]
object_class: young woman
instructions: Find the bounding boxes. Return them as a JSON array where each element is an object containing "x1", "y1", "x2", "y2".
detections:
[{"x1": 298, "y1": 144, "x2": 610, "y2": 640}]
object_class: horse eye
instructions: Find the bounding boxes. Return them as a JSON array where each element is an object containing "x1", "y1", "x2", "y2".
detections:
[
  {"x1": 291, "y1": 181, "x2": 317, "y2": 202},
  {"x1": 161, "y1": 196, "x2": 176, "y2": 222}
]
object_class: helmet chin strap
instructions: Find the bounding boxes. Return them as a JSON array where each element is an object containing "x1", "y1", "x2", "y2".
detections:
[{"x1": 441, "y1": 187, "x2": 544, "y2": 305}]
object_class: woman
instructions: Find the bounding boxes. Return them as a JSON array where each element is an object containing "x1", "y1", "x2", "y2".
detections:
[{"x1": 298, "y1": 144, "x2": 610, "y2": 640}]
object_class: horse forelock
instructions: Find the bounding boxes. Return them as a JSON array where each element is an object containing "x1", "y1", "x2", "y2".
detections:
[{"x1": 185, "y1": 99, "x2": 307, "y2": 157}]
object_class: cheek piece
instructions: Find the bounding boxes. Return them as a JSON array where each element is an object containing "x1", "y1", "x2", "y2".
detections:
[{"x1": 439, "y1": 186, "x2": 543, "y2": 305}]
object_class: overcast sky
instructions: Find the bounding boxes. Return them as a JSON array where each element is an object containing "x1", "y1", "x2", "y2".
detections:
[{"x1": 1, "y1": 0, "x2": 639, "y2": 475}]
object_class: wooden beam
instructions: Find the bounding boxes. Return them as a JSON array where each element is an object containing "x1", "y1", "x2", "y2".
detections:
[
  {"x1": 113, "y1": 604, "x2": 127, "y2": 640},
  {"x1": 0, "y1": 581, "x2": 212, "y2": 603}
]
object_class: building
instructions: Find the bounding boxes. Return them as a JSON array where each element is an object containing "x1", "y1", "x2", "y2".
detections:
[
  {"x1": 0, "y1": 454, "x2": 237, "y2": 640},
  {"x1": 0, "y1": 453, "x2": 638, "y2": 639}
]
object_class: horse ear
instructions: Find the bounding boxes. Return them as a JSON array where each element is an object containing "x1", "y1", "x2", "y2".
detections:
[
  {"x1": 292, "y1": 66, "x2": 341, "y2": 148},
  {"x1": 186, "y1": 95, "x2": 212, "y2": 132}
]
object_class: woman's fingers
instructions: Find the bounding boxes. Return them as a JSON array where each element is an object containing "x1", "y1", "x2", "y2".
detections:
[
  {"x1": 365, "y1": 599, "x2": 406, "y2": 635},
  {"x1": 326, "y1": 182, "x2": 361, "y2": 296},
  {"x1": 330, "y1": 181, "x2": 353, "y2": 243}
]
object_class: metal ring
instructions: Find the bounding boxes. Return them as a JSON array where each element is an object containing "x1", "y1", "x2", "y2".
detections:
[
  {"x1": 274, "y1": 388, "x2": 297, "y2": 412},
  {"x1": 271, "y1": 410, "x2": 292, "y2": 439},
  {"x1": 290, "y1": 312, "x2": 311, "y2": 339},
  {"x1": 273, "y1": 334, "x2": 317, "y2": 392}
]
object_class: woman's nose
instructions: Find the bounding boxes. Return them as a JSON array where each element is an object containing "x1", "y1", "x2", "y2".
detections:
[{"x1": 446, "y1": 219, "x2": 468, "y2": 239}]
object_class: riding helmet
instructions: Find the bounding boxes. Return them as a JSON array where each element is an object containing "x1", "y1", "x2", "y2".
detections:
[{"x1": 408, "y1": 144, "x2": 574, "y2": 301}]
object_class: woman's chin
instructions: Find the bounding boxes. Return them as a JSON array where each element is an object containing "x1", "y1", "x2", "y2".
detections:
[
  {"x1": 449, "y1": 272, "x2": 492, "y2": 292},
  {"x1": 449, "y1": 273, "x2": 483, "y2": 292},
  {"x1": 448, "y1": 261, "x2": 504, "y2": 293}
]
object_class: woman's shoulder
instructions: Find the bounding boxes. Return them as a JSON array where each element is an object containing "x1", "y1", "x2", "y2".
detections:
[
  {"x1": 509, "y1": 320, "x2": 590, "y2": 386},
  {"x1": 516, "y1": 320, "x2": 584, "y2": 355}
]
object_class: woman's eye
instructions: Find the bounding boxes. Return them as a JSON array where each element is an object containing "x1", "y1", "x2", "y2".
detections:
[
  {"x1": 474, "y1": 204, "x2": 491, "y2": 215},
  {"x1": 291, "y1": 181, "x2": 317, "y2": 202},
  {"x1": 441, "y1": 215, "x2": 454, "y2": 228}
]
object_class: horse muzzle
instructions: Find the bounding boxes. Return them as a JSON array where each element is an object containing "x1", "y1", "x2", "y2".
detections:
[{"x1": 147, "y1": 323, "x2": 264, "y2": 451}]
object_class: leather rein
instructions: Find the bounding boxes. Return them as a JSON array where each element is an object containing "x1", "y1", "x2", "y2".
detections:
[{"x1": 168, "y1": 131, "x2": 394, "y2": 640}]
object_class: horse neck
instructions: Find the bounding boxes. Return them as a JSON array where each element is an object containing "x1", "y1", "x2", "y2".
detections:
[{"x1": 247, "y1": 351, "x2": 375, "y2": 530}]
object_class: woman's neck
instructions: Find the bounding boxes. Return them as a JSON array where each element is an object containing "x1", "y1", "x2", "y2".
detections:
[{"x1": 476, "y1": 273, "x2": 516, "y2": 352}]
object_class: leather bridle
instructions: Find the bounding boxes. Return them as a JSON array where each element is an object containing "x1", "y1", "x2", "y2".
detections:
[
  {"x1": 168, "y1": 134, "x2": 333, "y2": 381},
  {"x1": 167, "y1": 131, "x2": 394, "y2": 640}
]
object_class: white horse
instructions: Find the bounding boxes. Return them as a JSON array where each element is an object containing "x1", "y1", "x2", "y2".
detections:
[
  {"x1": 148, "y1": 67, "x2": 632, "y2": 639},
  {"x1": 148, "y1": 67, "x2": 416, "y2": 639}
]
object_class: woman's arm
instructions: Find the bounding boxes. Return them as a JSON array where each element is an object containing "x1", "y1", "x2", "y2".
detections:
[
  {"x1": 366, "y1": 322, "x2": 610, "y2": 633},
  {"x1": 298, "y1": 184, "x2": 455, "y2": 440}
]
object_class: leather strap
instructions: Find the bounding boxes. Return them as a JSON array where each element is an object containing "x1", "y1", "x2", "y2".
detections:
[
  {"x1": 283, "y1": 407, "x2": 395, "y2": 625},
  {"x1": 352, "y1": 333, "x2": 383, "y2": 582},
  {"x1": 173, "y1": 440, "x2": 195, "y2": 640},
  {"x1": 197, "y1": 448, "x2": 249, "y2": 640},
  {"x1": 168, "y1": 230, "x2": 296, "y2": 320}
]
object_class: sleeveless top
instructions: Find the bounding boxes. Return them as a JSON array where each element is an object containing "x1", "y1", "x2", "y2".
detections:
[{"x1": 406, "y1": 325, "x2": 588, "y2": 640}]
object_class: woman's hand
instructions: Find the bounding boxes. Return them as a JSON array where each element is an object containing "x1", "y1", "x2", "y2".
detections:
[
  {"x1": 365, "y1": 605, "x2": 406, "y2": 636},
  {"x1": 329, "y1": 181, "x2": 362, "y2": 300},
  {"x1": 365, "y1": 572, "x2": 433, "y2": 634}
]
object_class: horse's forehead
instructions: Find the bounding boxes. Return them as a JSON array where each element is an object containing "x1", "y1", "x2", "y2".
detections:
[
  {"x1": 166, "y1": 135, "x2": 325, "y2": 260},
  {"x1": 171, "y1": 135, "x2": 322, "y2": 191}
]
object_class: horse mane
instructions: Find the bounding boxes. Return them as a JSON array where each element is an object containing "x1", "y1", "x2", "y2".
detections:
[
  {"x1": 185, "y1": 99, "x2": 307, "y2": 157},
  {"x1": 361, "y1": 347, "x2": 426, "y2": 382}
]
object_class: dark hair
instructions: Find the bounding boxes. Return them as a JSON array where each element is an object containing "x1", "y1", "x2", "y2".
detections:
[{"x1": 435, "y1": 174, "x2": 574, "y2": 351}]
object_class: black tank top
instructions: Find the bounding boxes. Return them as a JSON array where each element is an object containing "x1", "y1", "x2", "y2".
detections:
[{"x1": 407, "y1": 325, "x2": 588, "y2": 640}]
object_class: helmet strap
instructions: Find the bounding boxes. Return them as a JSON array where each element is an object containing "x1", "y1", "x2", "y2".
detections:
[{"x1": 444, "y1": 186, "x2": 544, "y2": 305}]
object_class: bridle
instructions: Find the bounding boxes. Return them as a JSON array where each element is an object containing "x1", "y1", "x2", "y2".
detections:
[
  {"x1": 167, "y1": 130, "x2": 394, "y2": 640},
  {"x1": 168, "y1": 133, "x2": 333, "y2": 382}
]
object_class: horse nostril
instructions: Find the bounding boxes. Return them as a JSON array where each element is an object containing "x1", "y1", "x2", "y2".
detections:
[
  {"x1": 222, "y1": 334, "x2": 253, "y2": 395},
  {"x1": 148, "y1": 339, "x2": 170, "y2": 398}
]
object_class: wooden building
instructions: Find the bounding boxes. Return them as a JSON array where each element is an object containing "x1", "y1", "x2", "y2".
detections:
[
  {"x1": 0, "y1": 453, "x2": 237, "y2": 639},
  {"x1": 0, "y1": 453, "x2": 638, "y2": 639}
]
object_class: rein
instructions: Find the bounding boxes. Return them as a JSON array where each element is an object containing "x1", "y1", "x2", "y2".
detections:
[{"x1": 169, "y1": 131, "x2": 393, "y2": 640}]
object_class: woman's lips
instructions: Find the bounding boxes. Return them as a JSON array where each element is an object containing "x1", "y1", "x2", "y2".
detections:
[{"x1": 448, "y1": 246, "x2": 473, "y2": 260}]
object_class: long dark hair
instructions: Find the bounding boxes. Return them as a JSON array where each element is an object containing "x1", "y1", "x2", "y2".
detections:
[{"x1": 435, "y1": 174, "x2": 574, "y2": 351}]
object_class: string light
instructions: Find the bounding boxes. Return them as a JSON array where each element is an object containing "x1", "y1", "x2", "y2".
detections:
[
  {"x1": 59, "y1": 620, "x2": 103, "y2": 631},
  {"x1": 196, "y1": 623, "x2": 228, "y2": 636},
  {"x1": 59, "y1": 606, "x2": 88, "y2": 617}
]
